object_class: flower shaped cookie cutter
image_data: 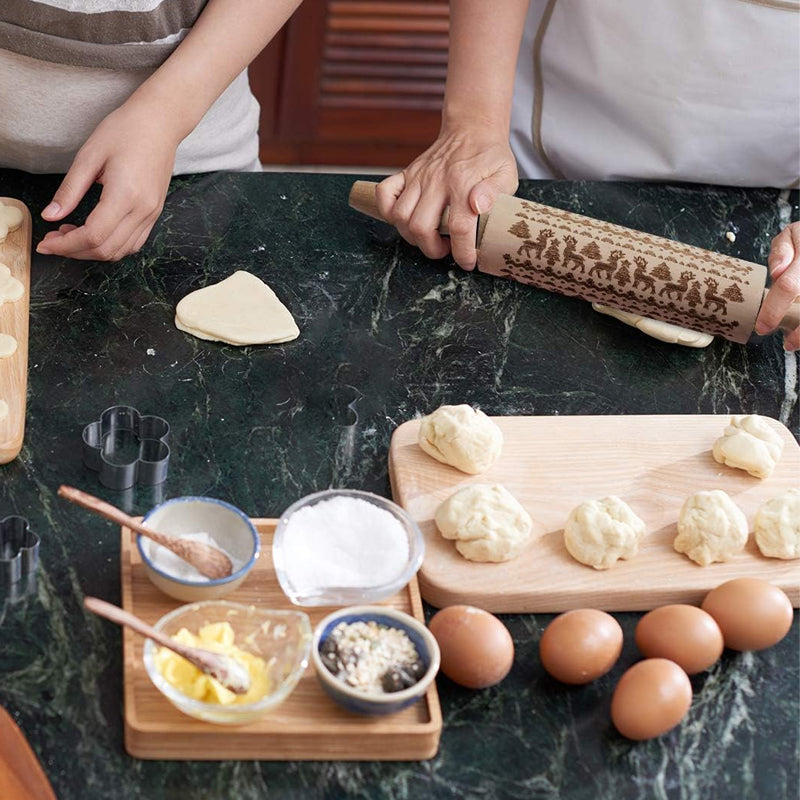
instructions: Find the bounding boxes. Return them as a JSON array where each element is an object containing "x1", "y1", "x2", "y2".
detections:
[
  {"x1": 0, "y1": 516, "x2": 39, "y2": 585},
  {"x1": 82, "y1": 406, "x2": 171, "y2": 490}
]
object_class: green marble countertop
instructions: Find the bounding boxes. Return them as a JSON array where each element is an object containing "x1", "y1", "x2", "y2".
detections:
[{"x1": 0, "y1": 170, "x2": 797, "y2": 800}]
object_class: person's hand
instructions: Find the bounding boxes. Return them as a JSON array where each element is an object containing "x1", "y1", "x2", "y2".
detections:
[
  {"x1": 755, "y1": 221, "x2": 800, "y2": 351},
  {"x1": 36, "y1": 100, "x2": 179, "y2": 262},
  {"x1": 375, "y1": 123, "x2": 518, "y2": 270}
]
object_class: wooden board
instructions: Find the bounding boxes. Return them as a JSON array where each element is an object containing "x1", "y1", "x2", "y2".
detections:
[
  {"x1": 388, "y1": 415, "x2": 800, "y2": 613},
  {"x1": 121, "y1": 519, "x2": 442, "y2": 761},
  {"x1": 0, "y1": 199, "x2": 31, "y2": 464}
]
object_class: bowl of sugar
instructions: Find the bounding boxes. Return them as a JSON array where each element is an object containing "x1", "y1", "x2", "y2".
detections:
[
  {"x1": 272, "y1": 489, "x2": 424, "y2": 606},
  {"x1": 137, "y1": 496, "x2": 260, "y2": 602}
]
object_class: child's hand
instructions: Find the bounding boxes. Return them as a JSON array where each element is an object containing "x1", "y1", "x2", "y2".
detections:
[
  {"x1": 755, "y1": 221, "x2": 800, "y2": 351},
  {"x1": 36, "y1": 101, "x2": 179, "y2": 261}
]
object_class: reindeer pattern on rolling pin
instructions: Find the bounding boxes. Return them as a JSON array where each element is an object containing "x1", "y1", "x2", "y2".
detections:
[{"x1": 489, "y1": 199, "x2": 758, "y2": 340}]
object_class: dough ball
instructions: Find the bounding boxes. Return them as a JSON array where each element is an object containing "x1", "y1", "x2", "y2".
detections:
[
  {"x1": 674, "y1": 490, "x2": 748, "y2": 566},
  {"x1": 0, "y1": 203, "x2": 23, "y2": 241},
  {"x1": 0, "y1": 333, "x2": 17, "y2": 359},
  {"x1": 418, "y1": 404, "x2": 502, "y2": 474},
  {"x1": 564, "y1": 496, "x2": 646, "y2": 570},
  {"x1": 0, "y1": 264, "x2": 24, "y2": 305},
  {"x1": 711, "y1": 414, "x2": 784, "y2": 479},
  {"x1": 754, "y1": 489, "x2": 800, "y2": 560},
  {"x1": 592, "y1": 303, "x2": 714, "y2": 348},
  {"x1": 435, "y1": 483, "x2": 532, "y2": 562},
  {"x1": 175, "y1": 271, "x2": 299, "y2": 346}
]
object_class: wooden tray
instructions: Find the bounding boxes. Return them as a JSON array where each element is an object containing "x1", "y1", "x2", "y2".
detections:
[
  {"x1": 0, "y1": 199, "x2": 31, "y2": 464},
  {"x1": 121, "y1": 519, "x2": 442, "y2": 761},
  {"x1": 389, "y1": 415, "x2": 800, "y2": 613}
]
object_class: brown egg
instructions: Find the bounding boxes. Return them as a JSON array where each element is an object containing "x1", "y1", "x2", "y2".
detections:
[
  {"x1": 611, "y1": 658, "x2": 692, "y2": 740},
  {"x1": 428, "y1": 605, "x2": 514, "y2": 689},
  {"x1": 701, "y1": 578, "x2": 794, "y2": 651},
  {"x1": 635, "y1": 605, "x2": 724, "y2": 675},
  {"x1": 539, "y1": 609, "x2": 623, "y2": 684}
]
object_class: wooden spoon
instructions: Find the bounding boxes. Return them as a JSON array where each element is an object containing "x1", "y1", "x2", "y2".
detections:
[
  {"x1": 58, "y1": 485, "x2": 233, "y2": 580},
  {"x1": 84, "y1": 597, "x2": 251, "y2": 695}
]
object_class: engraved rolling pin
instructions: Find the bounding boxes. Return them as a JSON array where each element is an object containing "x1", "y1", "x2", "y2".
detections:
[{"x1": 349, "y1": 181, "x2": 800, "y2": 344}]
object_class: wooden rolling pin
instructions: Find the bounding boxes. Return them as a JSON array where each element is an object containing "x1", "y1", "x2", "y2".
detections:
[{"x1": 349, "y1": 181, "x2": 800, "y2": 344}]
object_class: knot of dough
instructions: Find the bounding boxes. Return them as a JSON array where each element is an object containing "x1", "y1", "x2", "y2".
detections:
[
  {"x1": 712, "y1": 415, "x2": 784, "y2": 479},
  {"x1": 0, "y1": 203, "x2": 23, "y2": 242},
  {"x1": 564, "y1": 496, "x2": 646, "y2": 570},
  {"x1": 674, "y1": 490, "x2": 748, "y2": 566},
  {"x1": 418, "y1": 405, "x2": 502, "y2": 474},
  {"x1": 435, "y1": 483, "x2": 533, "y2": 562},
  {"x1": 754, "y1": 488, "x2": 800, "y2": 560}
]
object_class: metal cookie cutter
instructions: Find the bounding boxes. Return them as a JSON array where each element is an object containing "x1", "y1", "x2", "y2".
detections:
[
  {"x1": 82, "y1": 406, "x2": 171, "y2": 490},
  {"x1": 0, "y1": 516, "x2": 39, "y2": 585}
]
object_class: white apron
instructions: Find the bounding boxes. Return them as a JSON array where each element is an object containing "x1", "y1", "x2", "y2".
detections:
[{"x1": 511, "y1": 0, "x2": 800, "y2": 187}]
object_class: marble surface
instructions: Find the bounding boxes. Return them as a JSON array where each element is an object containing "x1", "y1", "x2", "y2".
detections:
[{"x1": 0, "y1": 170, "x2": 797, "y2": 800}]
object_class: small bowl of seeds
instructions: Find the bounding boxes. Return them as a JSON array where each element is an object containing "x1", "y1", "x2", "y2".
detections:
[{"x1": 311, "y1": 605, "x2": 440, "y2": 716}]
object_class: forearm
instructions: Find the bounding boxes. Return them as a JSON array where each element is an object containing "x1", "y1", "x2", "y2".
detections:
[
  {"x1": 126, "y1": 0, "x2": 302, "y2": 142},
  {"x1": 443, "y1": 0, "x2": 529, "y2": 135}
]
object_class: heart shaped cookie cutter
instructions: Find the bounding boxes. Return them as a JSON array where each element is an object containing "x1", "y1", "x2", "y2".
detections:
[
  {"x1": 82, "y1": 406, "x2": 171, "y2": 490},
  {"x1": 0, "y1": 516, "x2": 39, "y2": 585}
]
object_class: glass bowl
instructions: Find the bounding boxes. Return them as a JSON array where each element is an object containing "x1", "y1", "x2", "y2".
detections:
[
  {"x1": 272, "y1": 489, "x2": 425, "y2": 607},
  {"x1": 137, "y1": 496, "x2": 260, "y2": 602},
  {"x1": 143, "y1": 600, "x2": 311, "y2": 725},
  {"x1": 311, "y1": 605, "x2": 440, "y2": 716}
]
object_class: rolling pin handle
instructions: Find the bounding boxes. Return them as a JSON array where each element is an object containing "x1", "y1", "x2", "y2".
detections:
[
  {"x1": 762, "y1": 289, "x2": 800, "y2": 333},
  {"x1": 348, "y1": 180, "x2": 451, "y2": 236}
]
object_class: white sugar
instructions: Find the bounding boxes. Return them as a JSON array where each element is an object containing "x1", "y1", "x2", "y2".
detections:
[
  {"x1": 282, "y1": 497, "x2": 410, "y2": 590},
  {"x1": 144, "y1": 531, "x2": 240, "y2": 582}
]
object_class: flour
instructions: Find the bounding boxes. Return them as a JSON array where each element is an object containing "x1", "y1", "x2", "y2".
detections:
[
  {"x1": 282, "y1": 497, "x2": 410, "y2": 590},
  {"x1": 143, "y1": 532, "x2": 240, "y2": 582}
]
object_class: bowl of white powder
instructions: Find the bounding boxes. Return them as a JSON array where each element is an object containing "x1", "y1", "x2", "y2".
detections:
[
  {"x1": 272, "y1": 489, "x2": 424, "y2": 606},
  {"x1": 137, "y1": 496, "x2": 260, "y2": 602}
]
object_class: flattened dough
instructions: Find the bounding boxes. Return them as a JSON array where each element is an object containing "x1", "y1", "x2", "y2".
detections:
[
  {"x1": 711, "y1": 414, "x2": 784, "y2": 479},
  {"x1": 435, "y1": 483, "x2": 533, "y2": 562},
  {"x1": 0, "y1": 334, "x2": 17, "y2": 358},
  {"x1": 564, "y1": 496, "x2": 646, "y2": 570},
  {"x1": 0, "y1": 203, "x2": 23, "y2": 242},
  {"x1": 593, "y1": 303, "x2": 714, "y2": 348},
  {"x1": 175, "y1": 271, "x2": 299, "y2": 346},
  {"x1": 0, "y1": 264, "x2": 24, "y2": 305},
  {"x1": 754, "y1": 489, "x2": 800, "y2": 560},
  {"x1": 418, "y1": 404, "x2": 502, "y2": 474},
  {"x1": 0, "y1": 399, "x2": 7, "y2": 421},
  {"x1": 674, "y1": 490, "x2": 748, "y2": 566}
]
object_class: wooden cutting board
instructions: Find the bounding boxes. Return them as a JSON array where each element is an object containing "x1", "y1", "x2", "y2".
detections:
[
  {"x1": 0, "y1": 706, "x2": 56, "y2": 800},
  {"x1": 0, "y1": 199, "x2": 31, "y2": 464},
  {"x1": 121, "y1": 519, "x2": 442, "y2": 761},
  {"x1": 388, "y1": 415, "x2": 800, "y2": 613}
]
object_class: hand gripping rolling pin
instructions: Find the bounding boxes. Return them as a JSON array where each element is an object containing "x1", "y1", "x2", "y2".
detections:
[{"x1": 349, "y1": 181, "x2": 800, "y2": 345}]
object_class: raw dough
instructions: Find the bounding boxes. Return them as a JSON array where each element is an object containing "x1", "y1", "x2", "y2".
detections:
[
  {"x1": 593, "y1": 303, "x2": 714, "y2": 348},
  {"x1": 435, "y1": 483, "x2": 533, "y2": 562},
  {"x1": 711, "y1": 414, "x2": 784, "y2": 479},
  {"x1": 0, "y1": 203, "x2": 23, "y2": 242},
  {"x1": 175, "y1": 271, "x2": 299, "y2": 346},
  {"x1": 564, "y1": 496, "x2": 646, "y2": 570},
  {"x1": 0, "y1": 334, "x2": 17, "y2": 358},
  {"x1": 0, "y1": 399, "x2": 8, "y2": 421},
  {"x1": 0, "y1": 264, "x2": 23, "y2": 305},
  {"x1": 673, "y1": 490, "x2": 748, "y2": 566},
  {"x1": 754, "y1": 489, "x2": 800, "y2": 560},
  {"x1": 418, "y1": 404, "x2": 502, "y2": 474}
]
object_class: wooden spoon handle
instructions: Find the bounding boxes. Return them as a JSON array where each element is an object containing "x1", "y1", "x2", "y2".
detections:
[
  {"x1": 83, "y1": 596, "x2": 182, "y2": 653},
  {"x1": 58, "y1": 485, "x2": 171, "y2": 546}
]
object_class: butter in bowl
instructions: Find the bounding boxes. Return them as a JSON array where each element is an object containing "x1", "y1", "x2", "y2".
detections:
[
  {"x1": 272, "y1": 489, "x2": 425, "y2": 606},
  {"x1": 143, "y1": 600, "x2": 312, "y2": 725}
]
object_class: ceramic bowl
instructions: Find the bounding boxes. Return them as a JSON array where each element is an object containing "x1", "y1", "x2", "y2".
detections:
[
  {"x1": 272, "y1": 489, "x2": 425, "y2": 606},
  {"x1": 137, "y1": 496, "x2": 260, "y2": 602},
  {"x1": 311, "y1": 605, "x2": 440, "y2": 716},
  {"x1": 143, "y1": 600, "x2": 312, "y2": 725}
]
